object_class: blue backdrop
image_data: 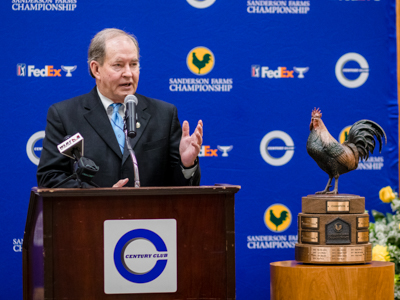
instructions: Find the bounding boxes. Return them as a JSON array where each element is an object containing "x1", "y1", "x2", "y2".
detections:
[{"x1": 1, "y1": 0, "x2": 398, "y2": 298}]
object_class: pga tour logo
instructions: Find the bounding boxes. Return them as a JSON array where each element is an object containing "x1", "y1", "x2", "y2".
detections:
[
  {"x1": 104, "y1": 219, "x2": 177, "y2": 294},
  {"x1": 252, "y1": 65, "x2": 308, "y2": 78},
  {"x1": 17, "y1": 63, "x2": 77, "y2": 77}
]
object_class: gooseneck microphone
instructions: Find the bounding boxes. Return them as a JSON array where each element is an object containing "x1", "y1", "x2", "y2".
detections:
[
  {"x1": 123, "y1": 95, "x2": 140, "y2": 188},
  {"x1": 124, "y1": 94, "x2": 138, "y2": 138}
]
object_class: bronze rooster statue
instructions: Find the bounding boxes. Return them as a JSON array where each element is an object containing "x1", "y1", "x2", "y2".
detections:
[{"x1": 307, "y1": 108, "x2": 386, "y2": 194}]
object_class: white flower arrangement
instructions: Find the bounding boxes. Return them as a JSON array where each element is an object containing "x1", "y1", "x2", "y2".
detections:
[{"x1": 369, "y1": 186, "x2": 400, "y2": 299}]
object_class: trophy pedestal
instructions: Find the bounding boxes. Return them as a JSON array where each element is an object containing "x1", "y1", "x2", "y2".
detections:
[
  {"x1": 270, "y1": 260, "x2": 394, "y2": 300},
  {"x1": 295, "y1": 194, "x2": 371, "y2": 264}
]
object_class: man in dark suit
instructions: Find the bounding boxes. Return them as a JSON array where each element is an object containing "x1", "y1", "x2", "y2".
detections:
[{"x1": 37, "y1": 28, "x2": 203, "y2": 188}]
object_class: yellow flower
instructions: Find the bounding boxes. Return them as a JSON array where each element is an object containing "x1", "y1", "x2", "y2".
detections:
[
  {"x1": 379, "y1": 186, "x2": 396, "y2": 203},
  {"x1": 372, "y1": 245, "x2": 390, "y2": 262}
]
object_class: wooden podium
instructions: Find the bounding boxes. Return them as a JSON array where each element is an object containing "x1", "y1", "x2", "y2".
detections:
[{"x1": 23, "y1": 185, "x2": 240, "y2": 300}]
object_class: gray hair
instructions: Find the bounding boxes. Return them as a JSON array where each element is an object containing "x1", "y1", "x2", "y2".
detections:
[{"x1": 88, "y1": 28, "x2": 140, "y2": 78}]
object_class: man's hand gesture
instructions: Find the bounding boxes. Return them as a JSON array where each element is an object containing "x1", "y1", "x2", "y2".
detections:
[{"x1": 179, "y1": 120, "x2": 203, "y2": 167}]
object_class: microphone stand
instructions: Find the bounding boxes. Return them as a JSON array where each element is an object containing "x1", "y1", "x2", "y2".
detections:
[{"x1": 124, "y1": 129, "x2": 140, "y2": 188}]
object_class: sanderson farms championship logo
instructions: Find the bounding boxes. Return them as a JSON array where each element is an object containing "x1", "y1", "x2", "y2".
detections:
[
  {"x1": 247, "y1": 203, "x2": 296, "y2": 250},
  {"x1": 169, "y1": 46, "x2": 233, "y2": 92},
  {"x1": 12, "y1": 0, "x2": 77, "y2": 11}
]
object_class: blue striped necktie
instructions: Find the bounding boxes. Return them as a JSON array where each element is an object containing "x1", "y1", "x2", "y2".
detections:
[{"x1": 110, "y1": 103, "x2": 125, "y2": 154}]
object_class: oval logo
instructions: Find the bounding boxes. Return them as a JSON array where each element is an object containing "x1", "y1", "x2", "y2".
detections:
[
  {"x1": 335, "y1": 53, "x2": 369, "y2": 88},
  {"x1": 114, "y1": 229, "x2": 168, "y2": 283},
  {"x1": 186, "y1": 0, "x2": 216, "y2": 9},
  {"x1": 260, "y1": 131, "x2": 295, "y2": 166},
  {"x1": 26, "y1": 131, "x2": 45, "y2": 165}
]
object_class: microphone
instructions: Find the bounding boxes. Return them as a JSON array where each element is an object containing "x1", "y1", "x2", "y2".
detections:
[
  {"x1": 56, "y1": 133, "x2": 99, "y2": 187},
  {"x1": 57, "y1": 133, "x2": 84, "y2": 159},
  {"x1": 123, "y1": 95, "x2": 141, "y2": 187},
  {"x1": 124, "y1": 95, "x2": 138, "y2": 138}
]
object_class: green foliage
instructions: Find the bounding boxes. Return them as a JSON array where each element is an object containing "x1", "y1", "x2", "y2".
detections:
[{"x1": 370, "y1": 194, "x2": 400, "y2": 299}]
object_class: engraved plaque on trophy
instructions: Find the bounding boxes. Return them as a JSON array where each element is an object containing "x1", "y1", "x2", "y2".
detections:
[
  {"x1": 301, "y1": 217, "x2": 319, "y2": 229},
  {"x1": 295, "y1": 194, "x2": 372, "y2": 264},
  {"x1": 325, "y1": 218, "x2": 351, "y2": 245}
]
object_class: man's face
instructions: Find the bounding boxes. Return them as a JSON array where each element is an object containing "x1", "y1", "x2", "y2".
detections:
[{"x1": 92, "y1": 35, "x2": 140, "y2": 103}]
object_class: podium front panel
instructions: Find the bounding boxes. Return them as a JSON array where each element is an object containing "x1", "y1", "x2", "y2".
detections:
[{"x1": 23, "y1": 186, "x2": 239, "y2": 300}]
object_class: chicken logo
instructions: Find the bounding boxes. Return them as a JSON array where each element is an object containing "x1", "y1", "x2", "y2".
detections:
[
  {"x1": 264, "y1": 204, "x2": 292, "y2": 232},
  {"x1": 334, "y1": 223, "x2": 343, "y2": 232},
  {"x1": 187, "y1": 47, "x2": 215, "y2": 76},
  {"x1": 339, "y1": 126, "x2": 351, "y2": 144}
]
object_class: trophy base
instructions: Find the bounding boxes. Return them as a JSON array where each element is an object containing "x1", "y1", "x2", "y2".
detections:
[{"x1": 295, "y1": 243, "x2": 372, "y2": 264}]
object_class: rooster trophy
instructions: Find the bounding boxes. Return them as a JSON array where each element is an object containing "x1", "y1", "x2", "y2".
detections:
[{"x1": 307, "y1": 108, "x2": 386, "y2": 194}]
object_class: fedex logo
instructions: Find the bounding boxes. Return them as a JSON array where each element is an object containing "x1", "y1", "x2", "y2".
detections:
[
  {"x1": 252, "y1": 66, "x2": 308, "y2": 78},
  {"x1": 28, "y1": 65, "x2": 61, "y2": 77},
  {"x1": 262, "y1": 67, "x2": 294, "y2": 78},
  {"x1": 17, "y1": 64, "x2": 77, "y2": 77},
  {"x1": 199, "y1": 145, "x2": 233, "y2": 157}
]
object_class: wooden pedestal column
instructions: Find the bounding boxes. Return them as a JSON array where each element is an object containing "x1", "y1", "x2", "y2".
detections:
[{"x1": 270, "y1": 260, "x2": 394, "y2": 300}]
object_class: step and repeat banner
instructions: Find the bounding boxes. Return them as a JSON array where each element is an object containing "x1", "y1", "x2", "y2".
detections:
[{"x1": 2, "y1": 0, "x2": 398, "y2": 298}]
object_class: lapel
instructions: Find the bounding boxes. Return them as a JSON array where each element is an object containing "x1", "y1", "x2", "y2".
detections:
[
  {"x1": 122, "y1": 94, "x2": 151, "y2": 164},
  {"x1": 83, "y1": 87, "x2": 123, "y2": 158}
]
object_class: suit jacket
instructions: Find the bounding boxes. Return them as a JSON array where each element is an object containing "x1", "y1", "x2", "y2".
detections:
[{"x1": 37, "y1": 87, "x2": 200, "y2": 188}]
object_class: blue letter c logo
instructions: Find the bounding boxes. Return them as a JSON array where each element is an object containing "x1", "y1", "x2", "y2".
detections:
[{"x1": 114, "y1": 229, "x2": 168, "y2": 283}]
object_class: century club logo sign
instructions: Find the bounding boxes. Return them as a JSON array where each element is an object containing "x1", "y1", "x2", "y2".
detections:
[
  {"x1": 17, "y1": 64, "x2": 77, "y2": 77},
  {"x1": 104, "y1": 219, "x2": 177, "y2": 294},
  {"x1": 252, "y1": 65, "x2": 309, "y2": 78},
  {"x1": 260, "y1": 131, "x2": 295, "y2": 166},
  {"x1": 335, "y1": 53, "x2": 369, "y2": 88},
  {"x1": 114, "y1": 230, "x2": 168, "y2": 283},
  {"x1": 27, "y1": 131, "x2": 45, "y2": 165},
  {"x1": 169, "y1": 46, "x2": 233, "y2": 92},
  {"x1": 186, "y1": 0, "x2": 216, "y2": 9}
]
